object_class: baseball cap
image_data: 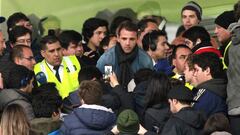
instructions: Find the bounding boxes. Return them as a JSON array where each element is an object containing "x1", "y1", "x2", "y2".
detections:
[{"x1": 168, "y1": 85, "x2": 196, "y2": 102}]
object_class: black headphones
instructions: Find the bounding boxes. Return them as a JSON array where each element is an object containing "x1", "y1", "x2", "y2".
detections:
[
  {"x1": 20, "y1": 72, "x2": 33, "y2": 88},
  {"x1": 149, "y1": 32, "x2": 157, "y2": 51},
  {"x1": 20, "y1": 77, "x2": 30, "y2": 87}
]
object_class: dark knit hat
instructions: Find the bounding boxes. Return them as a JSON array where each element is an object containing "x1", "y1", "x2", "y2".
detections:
[
  {"x1": 215, "y1": 10, "x2": 236, "y2": 29},
  {"x1": 117, "y1": 109, "x2": 139, "y2": 134},
  {"x1": 168, "y1": 85, "x2": 196, "y2": 102},
  {"x1": 0, "y1": 16, "x2": 5, "y2": 23},
  {"x1": 181, "y1": 1, "x2": 202, "y2": 21}
]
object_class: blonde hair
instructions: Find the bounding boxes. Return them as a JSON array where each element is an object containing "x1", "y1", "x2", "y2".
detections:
[{"x1": 0, "y1": 104, "x2": 30, "y2": 135}]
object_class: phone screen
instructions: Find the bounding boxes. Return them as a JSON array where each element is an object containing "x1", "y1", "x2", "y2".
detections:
[{"x1": 104, "y1": 65, "x2": 112, "y2": 79}]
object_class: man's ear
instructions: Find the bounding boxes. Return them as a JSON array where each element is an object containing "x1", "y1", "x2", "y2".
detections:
[
  {"x1": 172, "y1": 99, "x2": 178, "y2": 105},
  {"x1": 205, "y1": 67, "x2": 211, "y2": 76},
  {"x1": 10, "y1": 43, "x2": 14, "y2": 48},
  {"x1": 172, "y1": 58, "x2": 176, "y2": 66},
  {"x1": 62, "y1": 48, "x2": 67, "y2": 56},
  {"x1": 117, "y1": 36, "x2": 120, "y2": 43},
  {"x1": 196, "y1": 38, "x2": 201, "y2": 45},
  {"x1": 40, "y1": 50, "x2": 45, "y2": 58},
  {"x1": 52, "y1": 111, "x2": 60, "y2": 120},
  {"x1": 14, "y1": 57, "x2": 20, "y2": 64}
]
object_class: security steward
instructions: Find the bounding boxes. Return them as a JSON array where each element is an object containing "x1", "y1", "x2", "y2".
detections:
[{"x1": 34, "y1": 35, "x2": 80, "y2": 98}]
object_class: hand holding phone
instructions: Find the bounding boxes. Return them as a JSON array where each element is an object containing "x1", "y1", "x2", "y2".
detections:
[{"x1": 108, "y1": 72, "x2": 119, "y2": 87}]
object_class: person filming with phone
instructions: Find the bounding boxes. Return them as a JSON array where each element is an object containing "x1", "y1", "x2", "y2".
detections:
[{"x1": 97, "y1": 21, "x2": 153, "y2": 91}]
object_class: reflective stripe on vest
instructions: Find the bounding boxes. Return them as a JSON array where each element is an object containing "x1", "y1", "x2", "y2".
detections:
[
  {"x1": 63, "y1": 56, "x2": 75, "y2": 72},
  {"x1": 222, "y1": 41, "x2": 231, "y2": 69},
  {"x1": 172, "y1": 73, "x2": 194, "y2": 90},
  {"x1": 40, "y1": 62, "x2": 48, "y2": 79}
]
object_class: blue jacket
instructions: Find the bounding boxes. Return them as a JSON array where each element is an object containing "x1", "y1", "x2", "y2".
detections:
[
  {"x1": 192, "y1": 79, "x2": 228, "y2": 117},
  {"x1": 59, "y1": 104, "x2": 116, "y2": 135},
  {"x1": 154, "y1": 58, "x2": 174, "y2": 76},
  {"x1": 96, "y1": 46, "x2": 153, "y2": 77}
]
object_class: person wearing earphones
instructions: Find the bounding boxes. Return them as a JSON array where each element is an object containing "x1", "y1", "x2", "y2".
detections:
[{"x1": 0, "y1": 65, "x2": 35, "y2": 120}]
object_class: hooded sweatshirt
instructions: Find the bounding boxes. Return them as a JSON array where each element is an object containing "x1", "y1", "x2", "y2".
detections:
[
  {"x1": 60, "y1": 104, "x2": 116, "y2": 135},
  {"x1": 161, "y1": 107, "x2": 206, "y2": 135},
  {"x1": 192, "y1": 78, "x2": 228, "y2": 117},
  {"x1": 227, "y1": 21, "x2": 240, "y2": 113}
]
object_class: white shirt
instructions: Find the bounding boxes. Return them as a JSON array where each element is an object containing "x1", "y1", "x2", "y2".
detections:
[
  {"x1": 152, "y1": 58, "x2": 156, "y2": 66},
  {"x1": 46, "y1": 61, "x2": 64, "y2": 82}
]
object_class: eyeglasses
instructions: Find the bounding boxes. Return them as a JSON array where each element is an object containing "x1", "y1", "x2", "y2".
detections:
[{"x1": 21, "y1": 56, "x2": 35, "y2": 61}]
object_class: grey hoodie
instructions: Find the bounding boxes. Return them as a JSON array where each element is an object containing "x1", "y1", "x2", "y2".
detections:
[{"x1": 227, "y1": 20, "x2": 240, "y2": 112}]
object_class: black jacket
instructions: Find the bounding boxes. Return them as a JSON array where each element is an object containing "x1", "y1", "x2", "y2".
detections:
[
  {"x1": 111, "y1": 85, "x2": 134, "y2": 113},
  {"x1": 196, "y1": 78, "x2": 227, "y2": 99},
  {"x1": 143, "y1": 103, "x2": 171, "y2": 134},
  {"x1": 161, "y1": 107, "x2": 206, "y2": 135},
  {"x1": 133, "y1": 81, "x2": 148, "y2": 120}
]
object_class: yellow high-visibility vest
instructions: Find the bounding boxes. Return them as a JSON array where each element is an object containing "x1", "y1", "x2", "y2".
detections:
[
  {"x1": 222, "y1": 41, "x2": 232, "y2": 69},
  {"x1": 172, "y1": 73, "x2": 194, "y2": 90},
  {"x1": 34, "y1": 55, "x2": 80, "y2": 98}
]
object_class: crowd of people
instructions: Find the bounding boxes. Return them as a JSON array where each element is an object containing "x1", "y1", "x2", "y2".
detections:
[{"x1": 0, "y1": 1, "x2": 240, "y2": 135}]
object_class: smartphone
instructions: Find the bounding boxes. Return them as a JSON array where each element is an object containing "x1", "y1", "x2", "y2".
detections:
[{"x1": 104, "y1": 65, "x2": 112, "y2": 79}]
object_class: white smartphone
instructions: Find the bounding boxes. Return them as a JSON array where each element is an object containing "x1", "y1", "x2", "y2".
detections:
[{"x1": 104, "y1": 65, "x2": 112, "y2": 79}]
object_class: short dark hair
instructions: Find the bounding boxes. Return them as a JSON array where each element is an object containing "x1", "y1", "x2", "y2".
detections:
[
  {"x1": 133, "y1": 68, "x2": 154, "y2": 85},
  {"x1": 175, "y1": 25, "x2": 185, "y2": 37},
  {"x1": 169, "y1": 99, "x2": 194, "y2": 107},
  {"x1": 203, "y1": 113, "x2": 230, "y2": 135},
  {"x1": 170, "y1": 78, "x2": 185, "y2": 86},
  {"x1": 7, "y1": 12, "x2": 29, "y2": 33},
  {"x1": 177, "y1": 100, "x2": 193, "y2": 105},
  {"x1": 78, "y1": 66, "x2": 103, "y2": 82},
  {"x1": 40, "y1": 35, "x2": 59, "y2": 50},
  {"x1": 234, "y1": 1, "x2": 240, "y2": 20},
  {"x1": 8, "y1": 26, "x2": 32, "y2": 44},
  {"x1": 10, "y1": 45, "x2": 31, "y2": 61},
  {"x1": 117, "y1": 21, "x2": 138, "y2": 36},
  {"x1": 192, "y1": 52, "x2": 224, "y2": 78},
  {"x1": 82, "y1": 17, "x2": 108, "y2": 43},
  {"x1": 7, "y1": 65, "x2": 34, "y2": 89},
  {"x1": 79, "y1": 80, "x2": 103, "y2": 105},
  {"x1": 137, "y1": 18, "x2": 157, "y2": 34},
  {"x1": 98, "y1": 34, "x2": 116, "y2": 55},
  {"x1": 58, "y1": 30, "x2": 82, "y2": 49},
  {"x1": 144, "y1": 72, "x2": 171, "y2": 108},
  {"x1": 185, "y1": 54, "x2": 195, "y2": 71},
  {"x1": 32, "y1": 83, "x2": 62, "y2": 118},
  {"x1": 110, "y1": 16, "x2": 132, "y2": 35},
  {"x1": 171, "y1": 44, "x2": 191, "y2": 59},
  {"x1": 182, "y1": 26, "x2": 211, "y2": 45},
  {"x1": 142, "y1": 30, "x2": 167, "y2": 51}
]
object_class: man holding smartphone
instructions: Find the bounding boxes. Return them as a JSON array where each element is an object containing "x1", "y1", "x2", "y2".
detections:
[{"x1": 97, "y1": 21, "x2": 153, "y2": 91}]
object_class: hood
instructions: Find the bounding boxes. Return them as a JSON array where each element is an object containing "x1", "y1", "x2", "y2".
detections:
[
  {"x1": 174, "y1": 107, "x2": 206, "y2": 129},
  {"x1": 192, "y1": 42, "x2": 211, "y2": 53},
  {"x1": 197, "y1": 78, "x2": 227, "y2": 98},
  {"x1": 74, "y1": 104, "x2": 116, "y2": 130},
  {"x1": 0, "y1": 89, "x2": 29, "y2": 110}
]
